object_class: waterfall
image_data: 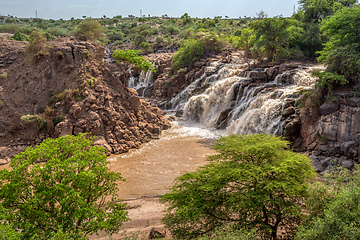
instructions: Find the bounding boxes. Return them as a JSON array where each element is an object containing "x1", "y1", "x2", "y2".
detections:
[
  {"x1": 127, "y1": 69, "x2": 154, "y2": 97},
  {"x1": 170, "y1": 55, "x2": 323, "y2": 136}
]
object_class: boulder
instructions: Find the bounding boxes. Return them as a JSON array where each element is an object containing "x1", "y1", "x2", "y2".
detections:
[
  {"x1": 149, "y1": 227, "x2": 166, "y2": 239},
  {"x1": 341, "y1": 160, "x2": 353, "y2": 169},
  {"x1": 245, "y1": 71, "x2": 267, "y2": 81},
  {"x1": 282, "y1": 107, "x2": 295, "y2": 119},
  {"x1": 216, "y1": 108, "x2": 232, "y2": 129},
  {"x1": 320, "y1": 157, "x2": 337, "y2": 169},
  {"x1": 348, "y1": 96, "x2": 360, "y2": 107},
  {"x1": 341, "y1": 141, "x2": 358, "y2": 158},
  {"x1": 54, "y1": 119, "x2": 73, "y2": 137},
  {"x1": 309, "y1": 155, "x2": 323, "y2": 172},
  {"x1": 319, "y1": 102, "x2": 340, "y2": 115}
]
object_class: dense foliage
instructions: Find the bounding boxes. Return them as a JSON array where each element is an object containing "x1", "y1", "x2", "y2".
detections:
[
  {"x1": 74, "y1": 19, "x2": 104, "y2": 41},
  {"x1": 0, "y1": 134, "x2": 129, "y2": 239},
  {"x1": 161, "y1": 134, "x2": 314, "y2": 239},
  {"x1": 316, "y1": 5, "x2": 360, "y2": 87},
  {"x1": 112, "y1": 49, "x2": 156, "y2": 72},
  {"x1": 170, "y1": 30, "x2": 224, "y2": 75},
  {"x1": 296, "y1": 167, "x2": 360, "y2": 239},
  {"x1": 249, "y1": 18, "x2": 303, "y2": 61},
  {"x1": 24, "y1": 30, "x2": 52, "y2": 60}
]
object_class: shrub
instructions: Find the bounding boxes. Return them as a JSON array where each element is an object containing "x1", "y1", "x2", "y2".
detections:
[
  {"x1": 20, "y1": 114, "x2": 46, "y2": 129},
  {"x1": 170, "y1": 39, "x2": 205, "y2": 75},
  {"x1": 112, "y1": 49, "x2": 156, "y2": 72},
  {"x1": 312, "y1": 71, "x2": 348, "y2": 92},
  {"x1": 296, "y1": 167, "x2": 360, "y2": 239},
  {"x1": 161, "y1": 134, "x2": 314, "y2": 239},
  {"x1": 195, "y1": 31, "x2": 224, "y2": 54},
  {"x1": 75, "y1": 19, "x2": 104, "y2": 41},
  {"x1": 320, "y1": 44, "x2": 360, "y2": 83},
  {"x1": 198, "y1": 224, "x2": 257, "y2": 240},
  {"x1": 10, "y1": 30, "x2": 30, "y2": 41},
  {"x1": 0, "y1": 134, "x2": 129, "y2": 239},
  {"x1": 24, "y1": 30, "x2": 52, "y2": 61},
  {"x1": 50, "y1": 88, "x2": 81, "y2": 106},
  {"x1": 169, "y1": 31, "x2": 223, "y2": 75},
  {"x1": 139, "y1": 41, "x2": 153, "y2": 54},
  {"x1": 0, "y1": 24, "x2": 19, "y2": 34},
  {"x1": 0, "y1": 72, "x2": 7, "y2": 80}
]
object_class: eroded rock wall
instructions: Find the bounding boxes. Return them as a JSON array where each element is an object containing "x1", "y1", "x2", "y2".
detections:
[
  {"x1": 0, "y1": 37, "x2": 170, "y2": 162},
  {"x1": 297, "y1": 96, "x2": 360, "y2": 172}
]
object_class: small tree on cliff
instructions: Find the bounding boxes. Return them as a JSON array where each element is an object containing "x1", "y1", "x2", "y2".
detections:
[
  {"x1": 0, "y1": 133, "x2": 129, "y2": 239},
  {"x1": 161, "y1": 134, "x2": 315, "y2": 239},
  {"x1": 25, "y1": 30, "x2": 52, "y2": 60}
]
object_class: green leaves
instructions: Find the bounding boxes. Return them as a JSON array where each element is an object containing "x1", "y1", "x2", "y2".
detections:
[
  {"x1": 161, "y1": 134, "x2": 315, "y2": 239},
  {"x1": 249, "y1": 18, "x2": 301, "y2": 61},
  {"x1": 296, "y1": 166, "x2": 360, "y2": 239},
  {"x1": 0, "y1": 133, "x2": 129, "y2": 239},
  {"x1": 316, "y1": 6, "x2": 360, "y2": 90},
  {"x1": 112, "y1": 49, "x2": 156, "y2": 73}
]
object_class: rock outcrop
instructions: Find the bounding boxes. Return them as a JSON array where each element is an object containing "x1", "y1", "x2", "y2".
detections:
[
  {"x1": 295, "y1": 94, "x2": 360, "y2": 172},
  {"x1": 0, "y1": 37, "x2": 170, "y2": 162}
]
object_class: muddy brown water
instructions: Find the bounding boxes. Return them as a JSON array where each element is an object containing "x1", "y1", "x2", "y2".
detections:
[
  {"x1": 0, "y1": 122, "x2": 218, "y2": 199},
  {"x1": 110, "y1": 122, "x2": 218, "y2": 200}
]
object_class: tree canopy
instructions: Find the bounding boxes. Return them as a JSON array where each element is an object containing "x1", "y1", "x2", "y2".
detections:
[
  {"x1": 296, "y1": 166, "x2": 360, "y2": 239},
  {"x1": 0, "y1": 133, "x2": 129, "y2": 239},
  {"x1": 161, "y1": 134, "x2": 314, "y2": 240},
  {"x1": 74, "y1": 19, "x2": 104, "y2": 41},
  {"x1": 112, "y1": 49, "x2": 157, "y2": 73}
]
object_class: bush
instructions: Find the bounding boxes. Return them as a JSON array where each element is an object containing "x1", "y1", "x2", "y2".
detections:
[
  {"x1": 133, "y1": 34, "x2": 146, "y2": 46},
  {"x1": 198, "y1": 224, "x2": 257, "y2": 240},
  {"x1": 139, "y1": 41, "x2": 153, "y2": 54},
  {"x1": 112, "y1": 49, "x2": 156, "y2": 72},
  {"x1": 170, "y1": 39, "x2": 205, "y2": 75},
  {"x1": 316, "y1": 6, "x2": 360, "y2": 84},
  {"x1": 296, "y1": 167, "x2": 360, "y2": 239},
  {"x1": 161, "y1": 134, "x2": 314, "y2": 239},
  {"x1": 20, "y1": 114, "x2": 47, "y2": 129},
  {"x1": 0, "y1": 72, "x2": 7, "y2": 80},
  {"x1": 0, "y1": 134, "x2": 129, "y2": 239},
  {"x1": 10, "y1": 30, "x2": 30, "y2": 41},
  {"x1": 75, "y1": 19, "x2": 104, "y2": 41},
  {"x1": 312, "y1": 71, "x2": 348, "y2": 92},
  {"x1": 24, "y1": 30, "x2": 52, "y2": 60},
  {"x1": 320, "y1": 44, "x2": 360, "y2": 83}
]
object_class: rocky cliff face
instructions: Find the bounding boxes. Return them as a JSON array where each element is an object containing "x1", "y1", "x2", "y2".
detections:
[
  {"x1": 0, "y1": 37, "x2": 170, "y2": 163},
  {"x1": 296, "y1": 95, "x2": 360, "y2": 172}
]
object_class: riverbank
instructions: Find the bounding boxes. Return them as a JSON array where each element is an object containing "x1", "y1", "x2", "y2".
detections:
[{"x1": 90, "y1": 121, "x2": 218, "y2": 239}]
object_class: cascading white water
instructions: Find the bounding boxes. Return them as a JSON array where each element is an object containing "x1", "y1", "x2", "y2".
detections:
[
  {"x1": 127, "y1": 69, "x2": 154, "y2": 97},
  {"x1": 225, "y1": 68, "x2": 320, "y2": 135},
  {"x1": 170, "y1": 55, "x2": 323, "y2": 136},
  {"x1": 128, "y1": 70, "x2": 153, "y2": 90}
]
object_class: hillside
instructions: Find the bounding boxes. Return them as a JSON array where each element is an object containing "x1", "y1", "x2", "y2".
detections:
[{"x1": 0, "y1": 37, "x2": 170, "y2": 163}]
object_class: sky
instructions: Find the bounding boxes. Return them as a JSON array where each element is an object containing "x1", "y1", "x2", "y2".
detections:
[{"x1": 0, "y1": 0, "x2": 299, "y2": 20}]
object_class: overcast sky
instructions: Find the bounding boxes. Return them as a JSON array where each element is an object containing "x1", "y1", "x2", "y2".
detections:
[{"x1": 0, "y1": 0, "x2": 299, "y2": 20}]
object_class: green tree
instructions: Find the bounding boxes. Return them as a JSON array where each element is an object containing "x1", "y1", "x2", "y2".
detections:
[
  {"x1": 169, "y1": 39, "x2": 205, "y2": 75},
  {"x1": 298, "y1": 0, "x2": 357, "y2": 22},
  {"x1": 112, "y1": 49, "x2": 156, "y2": 72},
  {"x1": 316, "y1": 5, "x2": 360, "y2": 88},
  {"x1": 75, "y1": 19, "x2": 104, "y2": 41},
  {"x1": 161, "y1": 134, "x2": 314, "y2": 240},
  {"x1": 249, "y1": 18, "x2": 300, "y2": 61},
  {"x1": 296, "y1": 167, "x2": 360, "y2": 239},
  {"x1": 0, "y1": 133, "x2": 129, "y2": 239}
]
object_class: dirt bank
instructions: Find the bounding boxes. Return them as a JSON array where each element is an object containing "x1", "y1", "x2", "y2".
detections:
[{"x1": 0, "y1": 37, "x2": 170, "y2": 162}]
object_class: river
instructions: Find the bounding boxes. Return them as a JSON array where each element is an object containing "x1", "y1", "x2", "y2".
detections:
[{"x1": 110, "y1": 120, "x2": 220, "y2": 200}]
